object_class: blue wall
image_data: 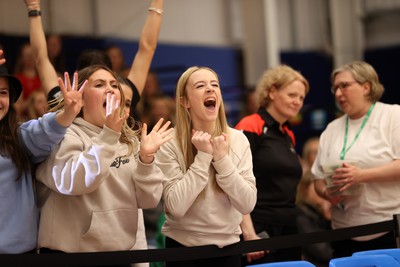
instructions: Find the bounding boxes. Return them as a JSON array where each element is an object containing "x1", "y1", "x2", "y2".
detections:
[{"x1": 365, "y1": 45, "x2": 400, "y2": 105}]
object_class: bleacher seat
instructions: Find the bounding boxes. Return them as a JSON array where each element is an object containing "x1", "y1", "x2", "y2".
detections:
[
  {"x1": 353, "y1": 248, "x2": 400, "y2": 262},
  {"x1": 248, "y1": 260, "x2": 316, "y2": 267},
  {"x1": 329, "y1": 254, "x2": 400, "y2": 267}
]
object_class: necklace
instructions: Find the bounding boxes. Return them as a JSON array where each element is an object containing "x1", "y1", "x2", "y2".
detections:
[{"x1": 340, "y1": 103, "x2": 375, "y2": 160}]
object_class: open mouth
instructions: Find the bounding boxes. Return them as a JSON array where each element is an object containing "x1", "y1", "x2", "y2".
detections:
[{"x1": 204, "y1": 97, "x2": 216, "y2": 110}]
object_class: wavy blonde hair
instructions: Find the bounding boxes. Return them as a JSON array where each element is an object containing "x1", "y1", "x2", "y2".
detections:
[
  {"x1": 256, "y1": 64, "x2": 310, "y2": 108},
  {"x1": 50, "y1": 65, "x2": 140, "y2": 155}
]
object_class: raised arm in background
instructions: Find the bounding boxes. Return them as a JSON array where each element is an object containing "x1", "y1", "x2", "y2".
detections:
[
  {"x1": 127, "y1": 0, "x2": 164, "y2": 96},
  {"x1": 25, "y1": 0, "x2": 164, "y2": 100},
  {"x1": 24, "y1": 0, "x2": 59, "y2": 96}
]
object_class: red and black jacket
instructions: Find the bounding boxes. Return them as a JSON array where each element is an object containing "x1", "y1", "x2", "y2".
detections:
[{"x1": 235, "y1": 108, "x2": 302, "y2": 226}]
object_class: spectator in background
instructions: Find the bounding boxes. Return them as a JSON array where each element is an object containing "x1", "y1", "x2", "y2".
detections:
[
  {"x1": 312, "y1": 61, "x2": 400, "y2": 258},
  {"x1": 235, "y1": 65, "x2": 309, "y2": 265},
  {"x1": 143, "y1": 94, "x2": 175, "y2": 254},
  {"x1": 117, "y1": 76, "x2": 140, "y2": 127},
  {"x1": 240, "y1": 87, "x2": 259, "y2": 119},
  {"x1": 76, "y1": 49, "x2": 112, "y2": 72},
  {"x1": 138, "y1": 70, "x2": 163, "y2": 124},
  {"x1": 118, "y1": 73, "x2": 165, "y2": 267},
  {"x1": 147, "y1": 95, "x2": 175, "y2": 132},
  {"x1": 26, "y1": 89, "x2": 48, "y2": 120},
  {"x1": 301, "y1": 137, "x2": 319, "y2": 174},
  {"x1": 296, "y1": 136, "x2": 332, "y2": 267},
  {"x1": 46, "y1": 34, "x2": 66, "y2": 75},
  {"x1": 106, "y1": 44, "x2": 129, "y2": 77},
  {"x1": 13, "y1": 42, "x2": 41, "y2": 117}
]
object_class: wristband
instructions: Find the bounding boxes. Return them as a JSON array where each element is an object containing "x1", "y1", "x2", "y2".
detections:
[{"x1": 28, "y1": 10, "x2": 41, "y2": 17}]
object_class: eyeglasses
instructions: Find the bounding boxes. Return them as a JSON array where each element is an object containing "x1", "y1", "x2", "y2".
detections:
[{"x1": 331, "y1": 81, "x2": 358, "y2": 95}]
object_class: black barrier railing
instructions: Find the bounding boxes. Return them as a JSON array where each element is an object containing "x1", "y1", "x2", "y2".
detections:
[{"x1": 1, "y1": 216, "x2": 398, "y2": 267}]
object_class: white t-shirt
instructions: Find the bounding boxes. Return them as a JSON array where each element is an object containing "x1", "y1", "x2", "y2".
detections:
[{"x1": 311, "y1": 102, "x2": 400, "y2": 240}]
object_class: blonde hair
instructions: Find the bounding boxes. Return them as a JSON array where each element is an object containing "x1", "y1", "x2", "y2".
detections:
[
  {"x1": 50, "y1": 65, "x2": 140, "y2": 155},
  {"x1": 302, "y1": 136, "x2": 319, "y2": 167},
  {"x1": 27, "y1": 89, "x2": 48, "y2": 120},
  {"x1": 331, "y1": 61, "x2": 384, "y2": 102},
  {"x1": 256, "y1": 65, "x2": 310, "y2": 108},
  {"x1": 175, "y1": 66, "x2": 228, "y2": 192}
]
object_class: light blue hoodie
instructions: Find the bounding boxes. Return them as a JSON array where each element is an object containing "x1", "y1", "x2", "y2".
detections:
[{"x1": 0, "y1": 112, "x2": 66, "y2": 254}]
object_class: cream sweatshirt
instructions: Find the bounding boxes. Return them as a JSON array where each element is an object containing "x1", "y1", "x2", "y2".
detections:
[
  {"x1": 36, "y1": 118, "x2": 164, "y2": 252},
  {"x1": 157, "y1": 127, "x2": 257, "y2": 248}
]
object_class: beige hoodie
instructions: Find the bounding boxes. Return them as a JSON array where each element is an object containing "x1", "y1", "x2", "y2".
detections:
[{"x1": 36, "y1": 117, "x2": 163, "y2": 252}]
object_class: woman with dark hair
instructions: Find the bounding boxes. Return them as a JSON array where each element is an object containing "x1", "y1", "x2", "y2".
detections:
[{"x1": 0, "y1": 50, "x2": 85, "y2": 254}]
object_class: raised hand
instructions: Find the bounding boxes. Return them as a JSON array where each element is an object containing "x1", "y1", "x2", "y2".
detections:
[
  {"x1": 59, "y1": 72, "x2": 86, "y2": 118},
  {"x1": 0, "y1": 50, "x2": 6, "y2": 65},
  {"x1": 24, "y1": 0, "x2": 41, "y2": 7},
  {"x1": 210, "y1": 132, "x2": 229, "y2": 161},
  {"x1": 55, "y1": 72, "x2": 86, "y2": 127},
  {"x1": 191, "y1": 130, "x2": 213, "y2": 155},
  {"x1": 139, "y1": 118, "x2": 174, "y2": 164},
  {"x1": 104, "y1": 93, "x2": 129, "y2": 132}
]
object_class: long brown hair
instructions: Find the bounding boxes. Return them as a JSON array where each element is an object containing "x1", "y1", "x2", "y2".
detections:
[{"x1": 0, "y1": 81, "x2": 30, "y2": 179}]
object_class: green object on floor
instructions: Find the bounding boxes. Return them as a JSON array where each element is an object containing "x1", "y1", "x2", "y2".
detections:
[{"x1": 150, "y1": 212, "x2": 166, "y2": 267}]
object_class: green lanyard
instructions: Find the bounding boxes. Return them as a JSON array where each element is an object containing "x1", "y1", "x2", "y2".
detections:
[{"x1": 340, "y1": 103, "x2": 375, "y2": 160}]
